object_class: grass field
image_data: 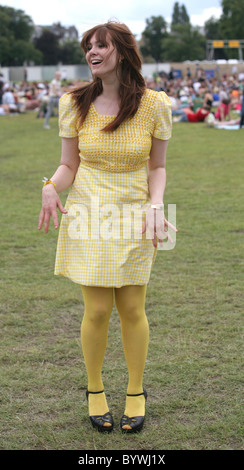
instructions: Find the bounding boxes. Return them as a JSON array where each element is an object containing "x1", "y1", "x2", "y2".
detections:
[{"x1": 0, "y1": 111, "x2": 243, "y2": 451}]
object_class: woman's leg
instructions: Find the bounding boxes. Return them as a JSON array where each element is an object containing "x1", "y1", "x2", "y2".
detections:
[
  {"x1": 114, "y1": 284, "x2": 149, "y2": 420},
  {"x1": 80, "y1": 285, "x2": 114, "y2": 417}
]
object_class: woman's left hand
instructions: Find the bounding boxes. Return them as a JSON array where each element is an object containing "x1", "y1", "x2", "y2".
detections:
[{"x1": 141, "y1": 207, "x2": 178, "y2": 248}]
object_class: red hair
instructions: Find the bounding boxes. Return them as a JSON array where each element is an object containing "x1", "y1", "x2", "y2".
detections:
[{"x1": 70, "y1": 21, "x2": 146, "y2": 132}]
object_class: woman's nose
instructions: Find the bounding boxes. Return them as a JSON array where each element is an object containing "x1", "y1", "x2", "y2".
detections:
[{"x1": 88, "y1": 45, "x2": 97, "y2": 55}]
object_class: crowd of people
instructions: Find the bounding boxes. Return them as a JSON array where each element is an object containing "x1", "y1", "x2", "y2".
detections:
[
  {"x1": 0, "y1": 65, "x2": 244, "y2": 128},
  {"x1": 146, "y1": 66, "x2": 244, "y2": 128}
]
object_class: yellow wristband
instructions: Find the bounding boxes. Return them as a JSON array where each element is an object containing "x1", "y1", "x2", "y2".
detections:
[{"x1": 42, "y1": 177, "x2": 56, "y2": 191}]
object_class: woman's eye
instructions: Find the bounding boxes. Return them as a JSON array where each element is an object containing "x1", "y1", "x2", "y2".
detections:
[{"x1": 86, "y1": 42, "x2": 106, "y2": 52}]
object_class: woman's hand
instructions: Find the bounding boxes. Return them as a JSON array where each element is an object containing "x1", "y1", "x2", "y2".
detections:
[
  {"x1": 142, "y1": 207, "x2": 177, "y2": 248},
  {"x1": 38, "y1": 184, "x2": 67, "y2": 233}
]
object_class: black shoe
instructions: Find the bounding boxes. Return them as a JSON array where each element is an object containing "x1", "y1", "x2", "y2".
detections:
[
  {"x1": 120, "y1": 388, "x2": 147, "y2": 433},
  {"x1": 86, "y1": 390, "x2": 114, "y2": 433}
]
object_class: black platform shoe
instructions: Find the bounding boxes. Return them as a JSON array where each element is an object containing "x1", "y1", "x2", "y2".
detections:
[
  {"x1": 120, "y1": 388, "x2": 147, "y2": 433},
  {"x1": 86, "y1": 390, "x2": 114, "y2": 433}
]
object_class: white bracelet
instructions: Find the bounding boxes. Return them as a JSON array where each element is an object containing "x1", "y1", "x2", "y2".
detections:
[{"x1": 150, "y1": 203, "x2": 164, "y2": 210}]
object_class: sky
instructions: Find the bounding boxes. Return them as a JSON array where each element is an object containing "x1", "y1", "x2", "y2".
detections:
[{"x1": 1, "y1": 0, "x2": 223, "y2": 38}]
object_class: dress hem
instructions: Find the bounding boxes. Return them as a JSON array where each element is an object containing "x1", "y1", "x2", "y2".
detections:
[{"x1": 54, "y1": 272, "x2": 149, "y2": 288}]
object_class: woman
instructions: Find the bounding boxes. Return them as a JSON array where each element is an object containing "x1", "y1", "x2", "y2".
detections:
[
  {"x1": 215, "y1": 98, "x2": 231, "y2": 122},
  {"x1": 38, "y1": 21, "x2": 176, "y2": 433}
]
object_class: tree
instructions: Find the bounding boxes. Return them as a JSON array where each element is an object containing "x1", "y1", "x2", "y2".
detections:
[
  {"x1": 0, "y1": 6, "x2": 34, "y2": 41},
  {"x1": 219, "y1": 0, "x2": 244, "y2": 39},
  {"x1": 180, "y1": 5, "x2": 190, "y2": 26},
  {"x1": 0, "y1": 37, "x2": 11, "y2": 65},
  {"x1": 141, "y1": 6, "x2": 205, "y2": 63},
  {"x1": 58, "y1": 40, "x2": 86, "y2": 65},
  {"x1": 171, "y1": 2, "x2": 180, "y2": 27},
  {"x1": 33, "y1": 30, "x2": 60, "y2": 65},
  {"x1": 204, "y1": 17, "x2": 222, "y2": 40},
  {"x1": 204, "y1": 1, "x2": 244, "y2": 40},
  {"x1": 162, "y1": 3, "x2": 205, "y2": 62},
  {"x1": 204, "y1": 1, "x2": 244, "y2": 60},
  {"x1": 140, "y1": 16, "x2": 168, "y2": 62},
  {"x1": 0, "y1": 6, "x2": 42, "y2": 65},
  {"x1": 163, "y1": 24, "x2": 205, "y2": 61},
  {"x1": 0, "y1": 6, "x2": 83, "y2": 66},
  {"x1": 204, "y1": 17, "x2": 227, "y2": 60},
  {"x1": 11, "y1": 40, "x2": 43, "y2": 65},
  {"x1": 34, "y1": 28, "x2": 85, "y2": 65},
  {"x1": 0, "y1": 8, "x2": 11, "y2": 38},
  {"x1": 171, "y1": 2, "x2": 190, "y2": 30}
]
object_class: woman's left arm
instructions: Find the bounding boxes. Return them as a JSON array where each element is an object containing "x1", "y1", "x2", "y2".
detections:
[
  {"x1": 148, "y1": 136, "x2": 168, "y2": 205},
  {"x1": 142, "y1": 137, "x2": 177, "y2": 247}
]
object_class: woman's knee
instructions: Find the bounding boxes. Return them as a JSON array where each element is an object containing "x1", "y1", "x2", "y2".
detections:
[
  {"x1": 122, "y1": 307, "x2": 146, "y2": 325},
  {"x1": 115, "y1": 286, "x2": 147, "y2": 324},
  {"x1": 81, "y1": 286, "x2": 113, "y2": 324},
  {"x1": 87, "y1": 303, "x2": 113, "y2": 324}
]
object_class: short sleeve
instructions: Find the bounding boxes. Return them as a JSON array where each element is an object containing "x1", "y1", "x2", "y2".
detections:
[
  {"x1": 59, "y1": 92, "x2": 79, "y2": 137},
  {"x1": 153, "y1": 91, "x2": 172, "y2": 140}
]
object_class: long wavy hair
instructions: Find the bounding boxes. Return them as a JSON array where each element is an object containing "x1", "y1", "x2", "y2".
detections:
[{"x1": 70, "y1": 21, "x2": 146, "y2": 132}]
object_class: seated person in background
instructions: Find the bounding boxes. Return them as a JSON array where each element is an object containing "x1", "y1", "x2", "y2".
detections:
[
  {"x1": 171, "y1": 88, "x2": 192, "y2": 115},
  {"x1": 166, "y1": 88, "x2": 181, "y2": 112},
  {"x1": 230, "y1": 88, "x2": 241, "y2": 112},
  {"x1": 204, "y1": 90, "x2": 213, "y2": 108},
  {"x1": 2, "y1": 83, "x2": 18, "y2": 112},
  {"x1": 212, "y1": 88, "x2": 220, "y2": 107},
  {"x1": 214, "y1": 99, "x2": 231, "y2": 121},
  {"x1": 192, "y1": 92, "x2": 204, "y2": 112},
  {"x1": 173, "y1": 104, "x2": 211, "y2": 123},
  {"x1": 24, "y1": 85, "x2": 42, "y2": 110},
  {"x1": 219, "y1": 86, "x2": 228, "y2": 102},
  {"x1": 0, "y1": 104, "x2": 10, "y2": 115}
]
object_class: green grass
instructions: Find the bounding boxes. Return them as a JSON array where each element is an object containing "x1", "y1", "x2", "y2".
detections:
[{"x1": 0, "y1": 112, "x2": 243, "y2": 450}]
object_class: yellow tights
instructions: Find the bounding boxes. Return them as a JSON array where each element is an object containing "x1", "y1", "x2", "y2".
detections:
[{"x1": 80, "y1": 285, "x2": 149, "y2": 420}]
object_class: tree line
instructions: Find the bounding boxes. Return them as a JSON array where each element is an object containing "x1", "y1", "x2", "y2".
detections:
[
  {"x1": 0, "y1": 1, "x2": 244, "y2": 67},
  {"x1": 0, "y1": 6, "x2": 84, "y2": 66},
  {"x1": 141, "y1": 0, "x2": 244, "y2": 62}
]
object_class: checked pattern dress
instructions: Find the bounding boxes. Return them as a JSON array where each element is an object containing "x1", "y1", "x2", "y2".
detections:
[{"x1": 54, "y1": 88, "x2": 172, "y2": 287}]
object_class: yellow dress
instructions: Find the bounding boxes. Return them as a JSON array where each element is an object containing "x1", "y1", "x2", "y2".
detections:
[{"x1": 54, "y1": 88, "x2": 172, "y2": 287}]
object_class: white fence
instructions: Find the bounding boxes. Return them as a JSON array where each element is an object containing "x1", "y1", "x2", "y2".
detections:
[
  {"x1": 1, "y1": 61, "x2": 243, "y2": 84},
  {"x1": 0, "y1": 63, "x2": 171, "y2": 83},
  {"x1": 0, "y1": 65, "x2": 92, "y2": 83}
]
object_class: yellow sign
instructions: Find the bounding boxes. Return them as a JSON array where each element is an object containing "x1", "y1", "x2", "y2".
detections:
[
  {"x1": 228, "y1": 40, "x2": 240, "y2": 48},
  {"x1": 213, "y1": 40, "x2": 224, "y2": 48}
]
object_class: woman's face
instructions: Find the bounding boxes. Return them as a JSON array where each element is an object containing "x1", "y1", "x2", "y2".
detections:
[{"x1": 86, "y1": 32, "x2": 120, "y2": 78}]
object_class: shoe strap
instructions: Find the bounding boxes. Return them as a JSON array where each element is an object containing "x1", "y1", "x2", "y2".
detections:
[{"x1": 127, "y1": 390, "x2": 145, "y2": 397}]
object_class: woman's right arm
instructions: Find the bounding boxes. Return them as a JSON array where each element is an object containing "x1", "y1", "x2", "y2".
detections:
[{"x1": 38, "y1": 136, "x2": 80, "y2": 233}]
